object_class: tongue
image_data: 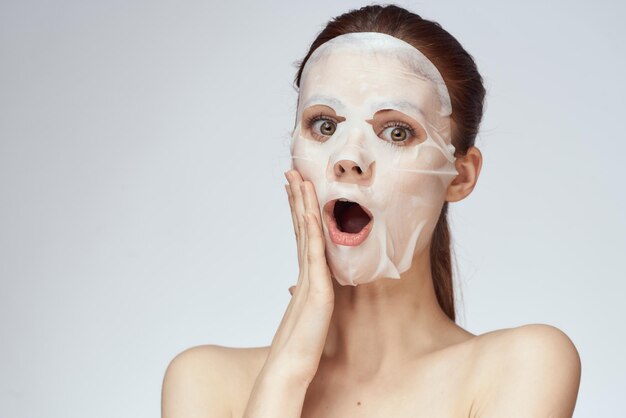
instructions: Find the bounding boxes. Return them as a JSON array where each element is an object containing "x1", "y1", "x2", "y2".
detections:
[{"x1": 336, "y1": 202, "x2": 371, "y2": 233}]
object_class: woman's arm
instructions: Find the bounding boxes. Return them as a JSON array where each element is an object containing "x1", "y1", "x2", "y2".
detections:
[
  {"x1": 242, "y1": 173, "x2": 335, "y2": 417},
  {"x1": 241, "y1": 361, "x2": 311, "y2": 417}
]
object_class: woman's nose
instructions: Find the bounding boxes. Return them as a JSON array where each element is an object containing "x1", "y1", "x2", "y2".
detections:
[{"x1": 333, "y1": 159, "x2": 374, "y2": 185}]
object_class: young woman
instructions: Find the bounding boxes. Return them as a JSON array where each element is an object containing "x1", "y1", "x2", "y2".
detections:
[{"x1": 161, "y1": 5, "x2": 581, "y2": 417}]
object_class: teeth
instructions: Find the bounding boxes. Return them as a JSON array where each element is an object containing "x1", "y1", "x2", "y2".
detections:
[{"x1": 338, "y1": 198, "x2": 350, "y2": 202}]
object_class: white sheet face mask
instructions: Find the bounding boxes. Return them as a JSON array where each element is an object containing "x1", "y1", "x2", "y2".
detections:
[{"x1": 290, "y1": 32, "x2": 459, "y2": 286}]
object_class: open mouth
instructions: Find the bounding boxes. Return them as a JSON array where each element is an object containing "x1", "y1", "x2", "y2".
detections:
[{"x1": 323, "y1": 199, "x2": 374, "y2": 246}]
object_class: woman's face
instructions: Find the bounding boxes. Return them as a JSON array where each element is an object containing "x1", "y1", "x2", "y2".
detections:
[{"x1": 290, "y1": 33, "x2": 458, "y2": 286}]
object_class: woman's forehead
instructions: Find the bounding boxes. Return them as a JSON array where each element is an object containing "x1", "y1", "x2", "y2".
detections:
[
  {"x1": 299, "y1": 32, "x2": 452, "y2": 115},
  {"x1": 299, "y1": 51, "x2": 443, "y2": 120}
]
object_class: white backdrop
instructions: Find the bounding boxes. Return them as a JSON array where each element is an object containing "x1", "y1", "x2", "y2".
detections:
[{"x1": 1, "y1": 0, "x2": 624, "y2": 416}]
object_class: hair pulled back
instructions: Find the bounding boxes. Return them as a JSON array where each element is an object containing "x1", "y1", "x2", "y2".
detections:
[{"x1": 293, "y1": 4, "x2": 486, "y2": 322}]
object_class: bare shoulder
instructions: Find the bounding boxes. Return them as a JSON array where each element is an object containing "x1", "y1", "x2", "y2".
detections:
[
  {"x1": 470, "y1": 323, "x2": 582, "y2": 417},
  {"x1": 472, "y1": 323, "x2": 581, "y2": 360},
  {"x1": 161, "y1": 344, "x2": 271, "y2": 418}
]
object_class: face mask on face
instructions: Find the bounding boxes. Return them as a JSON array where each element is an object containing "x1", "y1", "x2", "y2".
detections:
[{"x1": 290, "y1": 32, "x2": 459, "y2": 286}]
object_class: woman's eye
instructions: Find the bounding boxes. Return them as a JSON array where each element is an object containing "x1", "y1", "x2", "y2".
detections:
[
  {"x1": 381, "y1": 125, "x2": 415, "y2": 144},
  {"x1": 312, "y1": 118, "x2": 337, "y2": 137}
]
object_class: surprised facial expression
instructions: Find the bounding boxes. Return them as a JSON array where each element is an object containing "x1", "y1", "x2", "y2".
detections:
[{"x1": 290, "y1": 32, "x2": 458, "y2": 286}]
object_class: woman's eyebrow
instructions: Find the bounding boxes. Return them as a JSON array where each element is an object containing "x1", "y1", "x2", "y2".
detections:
[
  {"x1": 302, "y1": 95, "x2": 346, "y2": 112},
  {"x1": 370, "y1": 100, "x2": 423, "y2": 119}
]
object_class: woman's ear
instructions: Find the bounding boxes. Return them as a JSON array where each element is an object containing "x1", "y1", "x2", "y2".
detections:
[{"x1": 446, "y1": 146, "x2": 482, "y2": 203}]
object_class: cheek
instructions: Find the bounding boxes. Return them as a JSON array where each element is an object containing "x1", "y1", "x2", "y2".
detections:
[
  {"x1": 386, "y1": 172, "x2": 444, "y2": 220},
  {"x1": 416, "y1": 144, "x2": 453, "y2": 172},
  {"x1": 381, "y1": 173, "x2": 444, "y2": 251},
  {"x1": 379, "y1": 148, "x2": 450, "y2": 242},
  {"x1": 388, "y1": 145, "x2": 452, "y2": 198},
  {"x1": 291, "y1": 138, "x2": 326, "y2": 184},
  {"x1": 393, "y1": 173, "x2": 442, "y2": 200},
  {"x1": 292, "y1": 158, "x2": 317, "y2": 182}
]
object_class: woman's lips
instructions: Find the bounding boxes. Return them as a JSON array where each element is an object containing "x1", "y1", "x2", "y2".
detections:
[{"x1": 323, "y1": 199, "x2": 373, "y2": 246}]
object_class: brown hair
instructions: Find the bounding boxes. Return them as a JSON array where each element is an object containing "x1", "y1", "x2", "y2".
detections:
[{"x1": 292, "y1": 4, "x2": 486, "y2": 322}]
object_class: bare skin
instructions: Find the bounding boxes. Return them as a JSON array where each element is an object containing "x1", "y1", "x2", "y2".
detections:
[{"x1": 161, "y1": 146, "x2": 581, "y2": 417}]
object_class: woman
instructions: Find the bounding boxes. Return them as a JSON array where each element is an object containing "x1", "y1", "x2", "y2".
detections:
[{"x1": 161, "y1": 5, "x2": 581, "y2": 417}]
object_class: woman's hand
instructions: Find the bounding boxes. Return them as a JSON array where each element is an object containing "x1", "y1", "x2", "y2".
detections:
[
  {"x1": 241, "y1": 170, "x2": 334, "y2": 417},
  {"x1": 262, "y1": 169, "x2": 335, "y2": 386}
]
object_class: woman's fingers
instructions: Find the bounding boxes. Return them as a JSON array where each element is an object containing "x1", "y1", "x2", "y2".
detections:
[
  {"x1": 285, "y1": 170, "x2": 307, "y2": 266},
  {"x1": 290, "y1": 172, "x2": 307, "y2": 229},
  {"x1": 300, "y1": 181, "x2": 322, "y2": 226},
  {"x1": 278, "y1": 170, "x2": 331, "y2": 339},
  {"x1": 285, "y1": 185, "x2": 299, "y2": 241},
  {"x1": 284, "y1": 184, "x2": 303, "y2": 268},
  {"x1": 303, "y1": 212, "x2": 333, "y2": 299},
  {"x1": 286, "y1": 170, "x2": 305, "y2": 218},
  {"x1": 301, "y1": 182, "x2": 330, "y2": 295}
]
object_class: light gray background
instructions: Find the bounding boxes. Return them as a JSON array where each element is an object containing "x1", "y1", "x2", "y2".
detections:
[{"x1": 1, "y1": 0, "x2": 624, "y2": 416}]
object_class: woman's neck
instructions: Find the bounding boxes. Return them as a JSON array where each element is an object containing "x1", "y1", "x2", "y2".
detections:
[{"x1": 320, "y1": 248, "x2": 473, "y2": 378}]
